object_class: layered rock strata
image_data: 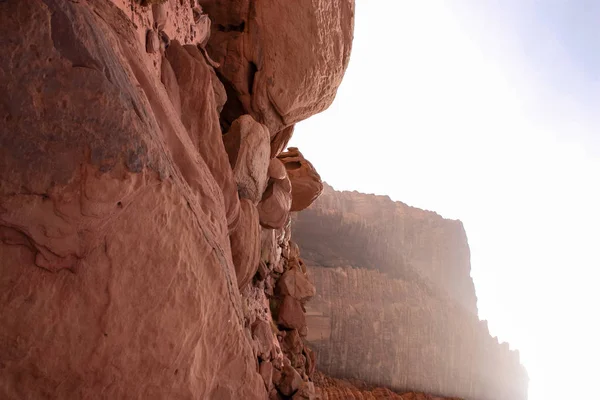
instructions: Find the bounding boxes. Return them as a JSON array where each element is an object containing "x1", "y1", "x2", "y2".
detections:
[
  {"x1": 0, "y1": 1, "x2": 353, "y2": 399},
  {"x1": 313, "y1": 372, "x2": 462, "y2": 400},
  {"x1": 293, "y1": 185, "x2": 529, "y2": 400},
  {"x1": 293, "y1": 183, "x2": 478, "y2": 314}
]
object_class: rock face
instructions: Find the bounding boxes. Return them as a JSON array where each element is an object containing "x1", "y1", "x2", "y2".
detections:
[
  {"x1": 0, "y1": 1, "x2": 354, "y2": 399},
  {"x1": 293, "y1": 183, "x2": 478, "y2": 314},
  {"x1": 293, "y1": 185, "x2": 529, "y2": 400}
]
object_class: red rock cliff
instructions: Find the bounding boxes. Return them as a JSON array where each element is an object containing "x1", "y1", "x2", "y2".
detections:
[
  {"x1": 0, "y1": 1, "x2": 353, "y2": 399},
  {"x1": 292, "y1": 184, "x2": 529, "y2": 400}
]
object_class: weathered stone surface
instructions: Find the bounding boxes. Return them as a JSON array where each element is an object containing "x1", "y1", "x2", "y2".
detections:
[
  {"x1": 223, "y1": 115, "x2": 271, "y2": 204},
  {"x1": 0, "y1": 1, "x2": 266, "y2": 399},
  {"x1": 277, "y1": 296, "x2": 307, "y2": 331},
  {"x1": 276, "y1": 268, "x2": 316, "y2": 303},
  {"x1": 295, "y1": 185, "x2": 528, "y2": 400},
  {"x1": 252, "y1": 319, "x2": 274, "y2": 361},
  {"x1": 270, "y1": 125, "x2": 295, "y2": 158},
  {"x1": 166, "y1": 40, "x2": 241, "y2": 232},
  {"x1": 203, "y1": 0, "x2": 355, "y2": 133},
  {"x1": 146, "y1": 29, "x2": 160, "y2": 53},
  {"x1": 277, "y1": 365, "x2": 304, "y2": 397},
  {"x1": 230, "y1": 199, "x2": 261, "y2": 288},
  {"x1": 279, "y1": 148, "x2": 323, "y2": 212},
  {"x1": 293, "y1": 183, "x2": 478, "y2": 313},
  {"x1": 260, "y1": 361, "x2": 274, "y2": 391},
  {"x1": 258, "y1": 175, "x2": 292, "y2": 229}
]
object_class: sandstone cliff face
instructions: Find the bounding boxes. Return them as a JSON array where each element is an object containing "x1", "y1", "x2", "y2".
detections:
[
  {"x1": 0, "y1": 1, "x2": 353, "y2": 399},
  {"x1": 293, "y1": 185, "x2": 528, "y2": 400},
  {"x1": 293, "y1": 183, "x2": 478, "y2": 315}
]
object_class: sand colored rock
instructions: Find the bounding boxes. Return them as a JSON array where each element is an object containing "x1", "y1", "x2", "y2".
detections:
[
  {"x1": 203, "y1": 0, "x2": 355, "y2": 133},
  {"x1": 279, "y1": 148, "x2": 324, "y2": 212},
  {"x1": 223, "y1": 115, "x2": 271, "y2": 204}
]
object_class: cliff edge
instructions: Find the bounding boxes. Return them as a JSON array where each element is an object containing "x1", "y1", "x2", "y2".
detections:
[{"x1": 293, "y1": 184, "x2": 529, "y2": 400}]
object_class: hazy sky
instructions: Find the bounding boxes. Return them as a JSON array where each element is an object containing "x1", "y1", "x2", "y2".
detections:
[{"x1": 290, "y1": 1, "x2": 600, "y2": 399}]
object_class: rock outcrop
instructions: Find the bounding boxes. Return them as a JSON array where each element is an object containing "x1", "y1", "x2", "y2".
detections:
[
  {"x1": 279, "y1": 148, "x2": 324, "y2": 212},
  {"x1": 293, "y1": 185, "x2": 529, "y2": 400},
  {"x1": 0, "y1": 1, "x2": 354, "y2": 399},
  {"x1": 293, "y1": 183, "x2": 478, "y2": 314}
]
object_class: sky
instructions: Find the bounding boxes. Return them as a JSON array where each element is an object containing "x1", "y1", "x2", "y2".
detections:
[{"x1": 289, "y1": 1, "x2": 600, "y2": 399}]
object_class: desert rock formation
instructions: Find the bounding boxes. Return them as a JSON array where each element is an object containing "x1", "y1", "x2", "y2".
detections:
[
  {"x1": 0, "y1": 1, "x2": 353, "y2": 399},
  {"x1": 293, "y1": 184, "x2": 529, "y2": 400}
]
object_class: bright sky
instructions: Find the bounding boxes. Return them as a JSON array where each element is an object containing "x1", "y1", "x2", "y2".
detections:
[{"x1": 290, "y1": 1, "x2": 600, "y2": 399}]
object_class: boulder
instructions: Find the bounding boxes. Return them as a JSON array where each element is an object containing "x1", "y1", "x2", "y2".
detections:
[
  {"x1": 278, "y1": 147, "x2": 323, "y2": 212},
  {"x1": 277, "y1": 296, "x2": 307, "y2": 331},
  {"x1": 257, "y1": 175, "x2": 292, "y2": 229},
  {"x1": 276, "y1": 268, "x2": 316, "y2": 303},
  {"x1": 277, "y1": 365, "x2": 304, "y2": 397},
  {"x1": 223, "y1": 115, "x2": 271, "y2": 204},
  {"x1": 203, "y1": 0, "x2": 356, "y2": 133},
  {"x1": 252, "y1": 319, "x2": 274, "y2": 361}
]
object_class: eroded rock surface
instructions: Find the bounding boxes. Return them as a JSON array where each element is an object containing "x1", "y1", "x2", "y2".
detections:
[
  {"x1": 0, "y1": 0, "x2": 354, "y2": 399},
  {"x1": 202, "y1": 0, "x2": 355, "y2": 135},
  {"x1": 293, "y1": 183, "x2": 478, "y2": 313},
  {"x1": 293, "y1": 185, "x2": 529, "y2": 400},
  {"x1": 279, "y1": 148, "x2": 324, "y2": 212}
]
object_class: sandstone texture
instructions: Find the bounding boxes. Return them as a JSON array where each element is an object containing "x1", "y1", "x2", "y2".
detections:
[
  {"x1": 0, "y1": 0, "x2": 354, "y2": 399},
  {"x1": 293, "y1": 185, "x2": 529, "y2": 400},
  {"x1": 279, "y1": 148, "x2": 324, "y2": 212},
  {"x1": 202, "y1": 0, "x2": 355, "y2": 134},
  {"x1": 293, "y1": 183, "x2": 478, "y2": 314}
]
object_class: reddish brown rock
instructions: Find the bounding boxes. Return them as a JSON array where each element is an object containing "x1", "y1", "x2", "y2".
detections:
[
  {"x1": 276, "y1": 268, "x2": 316, "y2": 303},
  {"x1": 0, "y1": 1, "x2": 266, "y2": 398},
  {"x1": 252, "y1": 319, "x2": 274, "y2": 361},
  {"x1": 166, "y1": 40, "x2": 240, "y2": 232},
  {"x1": 203, "y1": 0, "x2": 355, "y2": 133},
  {"x1": 270, "y1": 125, "x2": 295, "y2": 158},
  {"x1": 160, "y1": 55, "x2": 182, "y2": 115},
  {"x1": 146, "y1": 29, "x2": 160, "y2": 53},
  {"x1": 277, "y1": 365, "x2": 304, "y2": 397},
  {"x1": 269, "y1": 158, "x2": 288, "y2": 181},
  {"x1": 223, "y1": 115, "x2": 271, "y2": 204},
  {"x1": 277, "y1": 296, "x2": 307, "y2": 331},
  {"x1": 278, "y1": 148, "x2": 323, "y2": 212},
  {"x1": 295, "y1": 184, "x2": 528, "y2": 400},
  {"x1": 230, "y1": 199, "x2": 261, "y2": 288},
  {"x1": 258, "y1": 175, "x2": 292, "y2": 230},
  {"x1": 260, "y1": 361, "x2": 274, "y2": 391}
]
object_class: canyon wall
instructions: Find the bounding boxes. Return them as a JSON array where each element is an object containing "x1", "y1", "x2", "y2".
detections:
[
  {"x1": 0, "y1": 1, "x2": 352, "y2": 399},
  {"x1": 293, "y1": 184, "x2": 529, "y2": 400}
]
